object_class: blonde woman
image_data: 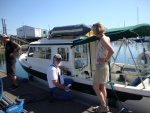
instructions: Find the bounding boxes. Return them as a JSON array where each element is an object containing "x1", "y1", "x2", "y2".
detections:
[{"x1": 92, "y1": 22, "x2": 114, "y2": 112}]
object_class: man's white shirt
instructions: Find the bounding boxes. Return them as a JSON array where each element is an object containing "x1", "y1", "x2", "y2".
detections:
[{"x1": 47, "y1": 65, "x2": 64, "y2": 88}]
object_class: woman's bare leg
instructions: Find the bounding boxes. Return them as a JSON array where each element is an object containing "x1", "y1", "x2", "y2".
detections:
[
  {"x1": 93, "y1": 82, "x2": 106, "y2": 107},
  {"x1": 99, "y1": 84, "x2": 107, "y2": 101}
]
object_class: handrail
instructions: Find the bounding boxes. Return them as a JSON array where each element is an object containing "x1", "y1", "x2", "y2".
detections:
[{"x1": 11, "y1": 36, "x2": 29, "y2": 44}]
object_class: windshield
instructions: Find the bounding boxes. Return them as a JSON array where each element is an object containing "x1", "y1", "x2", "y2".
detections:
[{"x1": 74, "y1": 44, "x2": 88, "y2": 69}]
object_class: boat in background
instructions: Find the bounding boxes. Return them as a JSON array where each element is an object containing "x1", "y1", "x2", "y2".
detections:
[
  {"x1": 19, "y1": 23, "x2": 150, "y2": 113},
  {"x1": 144, "y1": 36, "x2": 150, "y2": 42},
  {"x1": 132, "y1": 37, "x2": 145, "y2": 42}
]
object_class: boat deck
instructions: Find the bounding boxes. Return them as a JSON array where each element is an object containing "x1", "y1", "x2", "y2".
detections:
[{"x1": 0, "y1": 70, "x2": 118, "y2": 113}]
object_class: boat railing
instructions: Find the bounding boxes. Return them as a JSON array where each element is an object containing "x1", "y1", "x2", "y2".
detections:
[
  {"x1": 127, "y1": 57, "x2": 150, "y2": 76},
  {"x1": 111, "y1": 66, "x2": 150, "y2": 88}
]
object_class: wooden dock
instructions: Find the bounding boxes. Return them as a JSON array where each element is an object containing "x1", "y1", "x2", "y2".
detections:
[{"x1": 0, "y1": 70, "x2": 118, "y2": 113}]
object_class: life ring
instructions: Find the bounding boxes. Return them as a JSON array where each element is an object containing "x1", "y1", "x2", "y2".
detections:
[{"x1": 137, "y1": 51, "x2": 150, "y2": 71}]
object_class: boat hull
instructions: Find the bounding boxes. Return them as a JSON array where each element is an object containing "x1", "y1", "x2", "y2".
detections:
[
  {"x1": 19, "y1": 51, "x2": 150, "y2": 113},
  {"x1": 20, "y1": 62, "x2": 150, "y2": 113}
]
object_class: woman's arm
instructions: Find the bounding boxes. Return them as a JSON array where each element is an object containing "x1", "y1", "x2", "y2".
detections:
[{"x1": 102, "y1": 37, "x2": 114, "y2": 62}]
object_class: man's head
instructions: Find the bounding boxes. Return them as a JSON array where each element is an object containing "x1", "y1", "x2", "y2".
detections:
[
  {"x1": 0, "y1": 34, "x2": 10, "y2": 42},
  {"x1": 53, "y1": 54, "x2": 62, "y2": 66},
  {"x1": 92, "y1": 22, "x2": 106, "y2": 37}
]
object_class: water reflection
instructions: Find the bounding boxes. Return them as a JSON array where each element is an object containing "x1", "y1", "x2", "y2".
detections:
[
  {"x1": 0, "y1": 52, "x2": 28, "y2": 78},
  {"x1": 0, "y1": 53, "x2": 5, "y2": 68},
  {"x1": 111, "y1": 41, "x2": 150, "y2": 64}
]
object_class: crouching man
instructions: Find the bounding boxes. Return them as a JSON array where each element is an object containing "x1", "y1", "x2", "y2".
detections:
[{"x1": 47, "y1": 54, "x2": 74, "y2": 100}]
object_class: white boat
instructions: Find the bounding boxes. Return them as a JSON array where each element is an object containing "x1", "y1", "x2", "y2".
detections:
[
  {"x1": 19, "y1": 24, "x2": 150, "y2": 113},
  {"x1": 144, "y1": 36, "x2": 150, "y2": 42}
]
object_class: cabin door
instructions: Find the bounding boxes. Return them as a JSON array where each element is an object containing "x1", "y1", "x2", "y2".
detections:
[{"x1": 73, "y1": 44, "x2": 91, "y2": 78}]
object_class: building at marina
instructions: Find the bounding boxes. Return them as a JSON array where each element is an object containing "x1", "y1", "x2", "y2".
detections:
[{"x1": 16, "y1": 25, "x2": 48, "y2": 38}]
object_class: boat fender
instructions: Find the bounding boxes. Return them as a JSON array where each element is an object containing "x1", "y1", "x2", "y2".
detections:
[
  {"x1": 137, "y1": 51, "x2": 150, "y2": 71},
  {"x1": 131, "y1": 77, "x2": 141, "y2": 86}
]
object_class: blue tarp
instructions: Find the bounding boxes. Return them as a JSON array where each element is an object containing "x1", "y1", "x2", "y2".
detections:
[{"x1": 50, "y1": 24, "x2": 91, "y2": 37}]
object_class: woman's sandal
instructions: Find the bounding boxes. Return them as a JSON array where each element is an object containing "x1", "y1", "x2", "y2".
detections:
[{"x1": 99, "y1": 105, "x2": 109, "y2": 112}]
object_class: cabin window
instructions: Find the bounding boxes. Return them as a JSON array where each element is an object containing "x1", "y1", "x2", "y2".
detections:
[
  {"x1": 38, "y1": 47, "x2": 46, "y2": 59},
  {"x1": 33, "y1": 47, "x2": 46, "y2": 58},
  {"x1": 45, "y1": 47, "x2": 51, "y2": 59},
  {"x1": 28, "y1": 47, "x2": 35, "y2": 57},
  {"x1": 43, "y1": 31, "x2": 46, "y2": 34},
  {"x1": 28, "y1": 47, "x2": 51, "y2": 59},
  {"x1": 74, "y1": 44, "x2": 88, "y2": 69},
  {"x1": 28, "y1": 47, "x2": 45, "y2": 58},
  {"x1": 58, "y1": 48, "x2": 69, "y2": 61},
  {"x1": 31, "y1": 47, "x2": 40, "y2": 58}
]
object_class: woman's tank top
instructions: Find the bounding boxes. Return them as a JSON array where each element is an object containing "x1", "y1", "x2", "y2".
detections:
[{"x1": 95, "y1": 36, "x2": 110, "y2": 65}]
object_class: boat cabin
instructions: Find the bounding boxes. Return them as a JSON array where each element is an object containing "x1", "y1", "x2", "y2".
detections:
[{"x1": 26, "y1": 37, "x2": 94, "y2": 80}]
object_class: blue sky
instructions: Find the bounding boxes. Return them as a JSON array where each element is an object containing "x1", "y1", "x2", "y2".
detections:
[{"x1": 0, "y1": 0, "x2": 150, "y2": 35}]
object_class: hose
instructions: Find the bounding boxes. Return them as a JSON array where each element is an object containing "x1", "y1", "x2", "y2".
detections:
[
  {"x1": 108, "y1": 62, "x2": 132, "y2": 113},
  {"x1": 17, "y1": 91, "x2": 49, "y2": 104}
]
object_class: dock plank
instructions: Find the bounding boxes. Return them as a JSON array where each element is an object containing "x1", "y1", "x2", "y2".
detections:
[{"x1": 0, "y1": 71, "x2": 118, "y2": 113}]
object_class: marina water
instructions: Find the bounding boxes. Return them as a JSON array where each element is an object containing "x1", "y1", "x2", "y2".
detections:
[{"x1": 0, "y1": 41, "x2": 150, "y2": 79}]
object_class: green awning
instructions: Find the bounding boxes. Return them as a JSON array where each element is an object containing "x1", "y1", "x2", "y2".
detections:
[{"x1": 72, "y1": 23, "x2": 150, "y2": 46}]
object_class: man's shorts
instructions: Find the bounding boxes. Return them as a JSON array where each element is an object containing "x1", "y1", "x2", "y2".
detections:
[{"x1": 6, "y1": 62, "x2": 16, "y2": 77}]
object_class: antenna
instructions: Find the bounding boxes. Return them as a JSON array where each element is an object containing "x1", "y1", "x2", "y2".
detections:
[
  {"x1": 48, "y1": 25, "x2": 50, "y2": 31},
  {"x1": 1, "y1": 18, "x2": 4, "y2": 34},
  {"x1": 23, "y1": 22, "x2": 26, "y2": 38},
  {"x1": 4, "y1": 19, "x2": 7, "y2": 35},
  {"x1": 137, "y1": 7, "x2": 139, "y2": 24},
  {"x1": 124, "y1": 21, "x2": 125, "y2": 27},
  {"x1": 1, "y1": 18, "x2": 7, "y2": 34},
  {"x1": 48, "y1": 25, "x2": 51, "y2": 38}
]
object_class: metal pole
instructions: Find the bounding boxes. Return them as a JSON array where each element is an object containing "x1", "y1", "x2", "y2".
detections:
[
  {"x1": 1, "y1": 18, "x2": 4, "y2": 34},
  {"x1": 111, "y1": 38, "x2": 125, "y2": 70},
  {"x1": 4, "y1": 19, "x2": 7, "y2": 35},
  {"x1": 127, "y1": 43, "x2": 146, "y2": 88}
]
